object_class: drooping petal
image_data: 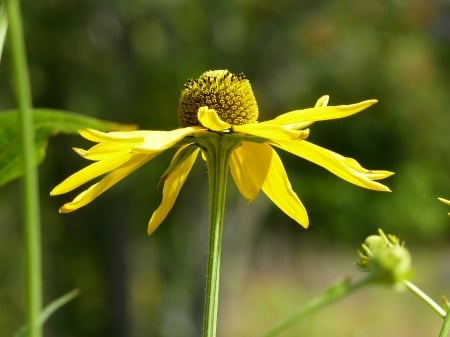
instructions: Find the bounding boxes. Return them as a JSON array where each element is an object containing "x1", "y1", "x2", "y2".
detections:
[
  {"x1": 230, "y1": 142, "x2": 272, "y2": 202},
  {"x1": 272, "y1": 139, "x2": 393, "y2": 191},
  {"x1": 260, "y1": 146, "x2": 309, "y2": 228},
  {"x1": 197, "y1": 106, "x2": 231, "y2": 131},
  {"x1": 270, "y1": 99, "x2": 378, "y2": 126},
  {"x1": 233, "y1": 123, "x2": 310, "y2": 141},
  {"x1": 147, "y1": 147, "x2": 200, "y2": 235},
  {"x1": 132, "y1": 126, "x2": 200, "y2": 153},
  {"x1": 58, "y1": 153, "x2": 152, "y2": 213},
  {"x1": 159, "y1": 144, "x2": 199, "y2": 185},
  {"x1": 50, "y1": 152, "x2": 134, "y2": 195}
]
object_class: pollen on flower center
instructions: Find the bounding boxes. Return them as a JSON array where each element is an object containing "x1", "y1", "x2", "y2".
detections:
[{"x1": 178, "y1": 69, "x2": 259, "y2": 127}]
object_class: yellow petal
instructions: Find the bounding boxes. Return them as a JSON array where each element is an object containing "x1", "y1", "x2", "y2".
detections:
[
  {"x1": 230, "y1": 142, "x2": 272, "y2": 202},
  {"x1": 233, "y1": 123, "x2": 310, "y2": 141},
  {"x1": 73, "y1": 140, "x2": 142, "y2": 161},
  {"x1": 132, "y1": 127, "x2": 199, "y2": 153},
  {"x1": 197, "y1": 106, "x2": 231, "y2": 131},
  {"x1": 79, "y1": 129, "x2": 146, "y2": 143},
  {"x1": 272, "y1": 140, "x2": 394, "y2": 191},
  {"x1": 50, "y1": 152, "x2": 135, "y2": 195},
  {"x1": 147, "y1": 147, "x2": 200, "y2": 235},
  {"x1": 58, "y1": 154, "x2": 151, "y2": 213},
  {"x1": 260, "y1": 146, "x2": 309, "y2": 228},
  {"x1": 341, "y1": 157, "x2": 393, "y2": 181},
  {"x1": 271, "y1": 99, "x2": 378, "y2": 126}
]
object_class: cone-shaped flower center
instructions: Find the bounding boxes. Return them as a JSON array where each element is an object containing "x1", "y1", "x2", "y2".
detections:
[{"x1": 178, "y1": 69, "x2": 259, "y2": 127}]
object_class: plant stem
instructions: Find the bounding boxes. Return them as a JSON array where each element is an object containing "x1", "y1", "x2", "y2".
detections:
[
  {"x1": 403, "y1": 281, "x2": 450, "y2": 336},
  {"x1": 262, "y1": 275, "x2": 374, "y2": 337},
  {"x1": 404, "y1": 280, "x2": 446, "y2": 318},
  {"x1": 439, "y1": 308, "x2": 450, "y2": 337},
  {"x1": 6, "y1": 1, "x2": 42, "y2": 337},
  {"x1": 197, "y1": 133, "x2": 238, "y2": 337},
  {"x1": 0, "y1": 4, "x2": 8, "y2": 62}
]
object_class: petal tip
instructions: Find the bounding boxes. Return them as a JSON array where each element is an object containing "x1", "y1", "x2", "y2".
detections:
[
  {"x1": 72, "y1": 147, "x2": 86, "y2": 156},
  {"x1": 147, "y1": 220, "x2": 159, "y2": 236},
  {"x1": 58, "y1": 206, "x2": 68, "y2": 214},
  {"x1": 378, "y1": 184, "x2": 392, "y2": 192},
  {"x1": 367, "y1": 99, "x2": 378, "y2": 106},
  {"x1": 315, "y1": 95, "x2": 330, "y2": 108},
  {"x1": 299, "y1": 214, "x2": 309, "y2": 229},
  {"x1": 50, "y1": 185, "x2": 62, "y2": 196}
]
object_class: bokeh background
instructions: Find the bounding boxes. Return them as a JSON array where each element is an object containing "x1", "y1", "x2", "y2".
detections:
[{"x1": 1, "y1": 0, "x2": 449, "y2": 336}]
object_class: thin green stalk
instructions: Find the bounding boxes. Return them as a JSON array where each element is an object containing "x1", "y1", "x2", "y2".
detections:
[
  {"x1": 197, "y1": 134, "x2": 238, "y2": 337},
  {"x1": 6, "y1": 1, "x2": 42, "y2": 337},
  {"x1": 404, "y1": 280, "x2": 446, "y2": 318},
  {"x1": 403, "y1": 281, "x2": 450, "y2": 336},
  {"x1": 262, "y1": 275, "x2": 374, "y2": 337},
  {"x1": 439, "y1": 308, "x2": 450, "y2": 337},
  {"x1": 0, "y1": 4, "x2": 8, "y2": 62}
]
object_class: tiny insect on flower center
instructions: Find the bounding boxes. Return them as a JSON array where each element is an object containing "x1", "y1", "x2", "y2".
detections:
[{"x1": 178, "y1": 69, "x2": 259, "y2": 127}]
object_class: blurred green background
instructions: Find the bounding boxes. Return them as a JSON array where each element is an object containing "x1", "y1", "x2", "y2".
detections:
[{"x1": 1, "y1": 0, "x2": 449, "y2": 336}]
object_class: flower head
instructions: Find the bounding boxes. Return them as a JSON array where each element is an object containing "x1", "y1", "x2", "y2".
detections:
[
  {"x1": 179, "y1": 70, "x2": 258, "y2": 126},
  {"x1": 51, "y1": 69, "x2": 394, "y2": 235}
]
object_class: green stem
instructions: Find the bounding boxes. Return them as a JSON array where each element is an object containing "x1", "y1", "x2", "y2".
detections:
[
  {"x1": 6, "y1": 1, "x2": 42, "y2": 337},
  {"x1": 262, "y1": 275, "x2": 374, "y2": 337},
  {"x1": 439, "y1": 308, "x2": 450, "y2": 337},
  {"x1": 197, "y1": 134, "x2": 239, "y2": 337},
  {"x1": 403, "y1": 281, "x2": 450, "y2": 336},
  {"x1": 0, "y1": 4, "x2": 8, "y2": 62},
  {"x1": 404, "y1": 280, "x2": 446, "y2": 318}
]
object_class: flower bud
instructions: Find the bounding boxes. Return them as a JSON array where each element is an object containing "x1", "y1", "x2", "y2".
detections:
[{"x1": 357, "y1": 229, "x2": 412, "y2": 289}]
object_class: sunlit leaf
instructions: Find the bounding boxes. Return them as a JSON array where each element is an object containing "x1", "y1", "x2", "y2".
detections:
[{"x1": 0, "y1": 109, "x2": 136, "y2": 186}]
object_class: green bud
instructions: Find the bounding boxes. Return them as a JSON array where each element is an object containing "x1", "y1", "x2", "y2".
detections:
[{"x1": 357, "y1": 229, "x2": 412, "y2": 289}]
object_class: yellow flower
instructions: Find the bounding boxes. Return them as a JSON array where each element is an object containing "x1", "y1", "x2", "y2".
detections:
[{"x1": 51, "y1": 70, "x2": 394, "y2": 235}]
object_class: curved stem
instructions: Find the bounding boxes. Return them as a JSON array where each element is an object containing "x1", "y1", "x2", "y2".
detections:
[
  {"x1": 6, "y1": 1, "x2": 42, "y2": 337},
  {"x1": 262, "y1": 275, "x2": 374, "y2": 337},
  {"x1": 198, "y1": 134, "x2": 239, "y2": 337}
]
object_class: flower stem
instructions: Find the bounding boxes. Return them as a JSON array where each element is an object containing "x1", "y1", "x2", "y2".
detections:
[
  {"x1": 197, "y1": 133, "x2": 239, "y2": 337},
  {"x1": 262, "y1": 275, "x2": 374, "y2": 337},
  {"x1": 403, "y1": 280, "x2": 446, "y2": 318},
  {"x1": 6, "y1": 1, "x2": 42, "y2": 337},
  {"x1": 439, "y1": 308, "x2": 450, "y2": 337}
]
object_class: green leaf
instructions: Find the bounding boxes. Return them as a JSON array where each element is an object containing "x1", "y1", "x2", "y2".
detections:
[
  {"x1": 14, "y1": 289, "x2": 80, "y2": 337},
  {"x1": 0, "y1": 108, "x2": 136, "y2": 186}
]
